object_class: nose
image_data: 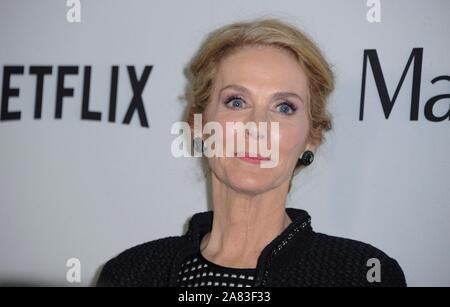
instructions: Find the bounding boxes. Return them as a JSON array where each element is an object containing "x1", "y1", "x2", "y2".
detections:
[{"x1": 245, "y1": 107, "x2": 268, "y2": 140}]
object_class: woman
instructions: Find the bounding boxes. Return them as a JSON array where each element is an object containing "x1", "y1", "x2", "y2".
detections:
[{"x1": 97, "y1": 18, "x2": 406, "y2": 287}]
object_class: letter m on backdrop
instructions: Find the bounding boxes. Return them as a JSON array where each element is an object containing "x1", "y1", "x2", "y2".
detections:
[{"x1": 359, "y1": 48, "x2": 423, "y2": 121}]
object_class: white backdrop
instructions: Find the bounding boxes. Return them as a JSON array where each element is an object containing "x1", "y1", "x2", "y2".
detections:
[{"x1": 0, "y1": 0, "x2": 449, "y2": 286}]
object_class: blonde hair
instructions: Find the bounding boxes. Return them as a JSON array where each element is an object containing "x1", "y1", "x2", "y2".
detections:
[{"x1": 184, "y1": 18, "x2": 334, "y2": 181}]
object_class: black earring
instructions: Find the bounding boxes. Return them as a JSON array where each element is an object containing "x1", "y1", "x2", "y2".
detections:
[{"x1": 299, "y1": 150, "x2": 314, "y2": 166}]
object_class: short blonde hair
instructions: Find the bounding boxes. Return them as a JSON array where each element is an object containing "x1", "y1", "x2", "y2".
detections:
[{"x1": 184, "y1": 18, "x2": 334, "y2": 175}]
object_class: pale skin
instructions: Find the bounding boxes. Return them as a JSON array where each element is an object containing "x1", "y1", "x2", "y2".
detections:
[{"x1": 199, "y1": 44, "x2": 318, "y2": 268}]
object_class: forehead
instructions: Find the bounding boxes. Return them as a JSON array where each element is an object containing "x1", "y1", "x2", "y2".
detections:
[{"x1": 214, "y1": 45, "x2": 309, "y2": 95}]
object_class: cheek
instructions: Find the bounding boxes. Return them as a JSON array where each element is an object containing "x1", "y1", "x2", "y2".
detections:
[{"x1": 278, "y1": 120, "x2": 309, "y2": 160}]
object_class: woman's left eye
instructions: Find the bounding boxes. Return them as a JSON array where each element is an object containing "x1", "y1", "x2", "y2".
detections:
[{"x1": 276, "y1": 102, "x2": 296, "y2": 114}]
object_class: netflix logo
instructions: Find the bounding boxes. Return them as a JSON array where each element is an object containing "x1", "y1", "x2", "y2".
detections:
[{"x1": 1, "y1": 65, "x2": 153, "y2": 128}]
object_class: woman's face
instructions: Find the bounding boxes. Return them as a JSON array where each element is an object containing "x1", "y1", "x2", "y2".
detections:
[{"x1": 203, "y1": 45, "x2": 316, "y2": 195}]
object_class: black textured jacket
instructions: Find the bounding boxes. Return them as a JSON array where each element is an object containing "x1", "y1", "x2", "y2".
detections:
[{"x1": 97, "y1": 208, "x2": 406, "y2": 287}]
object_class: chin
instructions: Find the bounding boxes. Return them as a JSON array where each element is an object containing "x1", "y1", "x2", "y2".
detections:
[
  {"x1": 228, "y1": 180, "x2": 272, "y2": 195},
  {"x1": 225, "y1": 168, "x2": 278, "y2": 195}
]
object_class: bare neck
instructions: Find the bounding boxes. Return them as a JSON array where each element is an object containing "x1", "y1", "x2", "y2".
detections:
[{"x1": 200, "y1": 173, "x2": 292, "y2": 269}]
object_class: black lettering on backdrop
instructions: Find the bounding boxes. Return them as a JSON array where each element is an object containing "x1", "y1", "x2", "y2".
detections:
[
  {"x1": 424, "y1": 76, "x2": 450, "y2": 122},
  {"x1": 122, "y1": 66, "x2": 152, "y2": 128},
  {"x1": 55, "y1": 66, "x2": 78, "y2": 119},
  {"x1": 29, "y1": 66, "x2": 52, "y2": 119},
  {"x1": 81, "y1": 66, "x2": 101, "y2": 121},
  {"x1": 0, "y1": 65, "x2": 153, "y2": 127},
  {"x1": 360, "y1": 48, "x2": 423, "y2": 121},
  {"x1": 108, "y1": 66, "x2": 119, "y2": 123},
  {"x1": 1, "y1": 66, "x2": 24, "y2": 120},
  {"x1": 360, "y1": 48, "x2": 449, "y2": 121}
]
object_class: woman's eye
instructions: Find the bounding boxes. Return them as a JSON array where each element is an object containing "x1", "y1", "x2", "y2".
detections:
[
  {"x1": 276, "y1": 102, "x2": 296, "y2": 114},
  {"x1": 225, "y1": 96, "x2": 245, "y2": 109}
]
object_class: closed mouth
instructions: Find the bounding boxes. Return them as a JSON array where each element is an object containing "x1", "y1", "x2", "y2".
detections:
[{"x1": 235, "y1": 152, "x2": 271, "y2": 162}]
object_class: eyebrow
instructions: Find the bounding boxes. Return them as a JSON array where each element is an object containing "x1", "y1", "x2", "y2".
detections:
[{"x1": 219, "y1": 84, "x2": 305, "y2": 104}]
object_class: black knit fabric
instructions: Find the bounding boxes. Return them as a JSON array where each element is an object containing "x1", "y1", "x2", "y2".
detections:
[
  {"x1": 176, "y1": 251, "x2": 256, "y2": 287},
  {"x1": 97, "y1": 208, "x2": 407, "y2": 287}
]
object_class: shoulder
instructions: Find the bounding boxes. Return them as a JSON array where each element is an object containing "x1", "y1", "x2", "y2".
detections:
[
  {"x1": 306, "y1": 232, "x2": 407, "y2": 286},
  {"x1": 273, "y1": 230, "x2": 406, "y2": 286},
  {"x1": 96, "y1": 236, "x2": 186, "y2": 287}
]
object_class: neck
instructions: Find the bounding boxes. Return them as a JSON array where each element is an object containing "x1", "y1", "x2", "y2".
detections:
[{"x1": 200, "y1": 172, "x2": 292, "y2": 269}]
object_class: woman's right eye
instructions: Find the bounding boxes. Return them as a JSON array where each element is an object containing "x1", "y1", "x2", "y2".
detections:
[{"x1": 224, "y1": 96, "x2": 246, "y2": 109}]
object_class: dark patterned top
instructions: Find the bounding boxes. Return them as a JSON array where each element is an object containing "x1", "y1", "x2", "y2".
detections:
[
  {"x1": 176, "y1": 251, "x2": 256, "y2": 287},
  {"x1": 97, "y1": 208, "x2": 407, "y2": 287}
]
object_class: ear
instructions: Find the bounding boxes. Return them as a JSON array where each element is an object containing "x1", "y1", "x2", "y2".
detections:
[{"x1": 305, "y1": 138, "x2": 319, "y2": 153}]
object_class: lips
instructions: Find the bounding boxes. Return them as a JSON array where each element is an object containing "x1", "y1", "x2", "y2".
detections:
[{"x1": 235, "y1": 152, "x2": 271, "y2": 164}]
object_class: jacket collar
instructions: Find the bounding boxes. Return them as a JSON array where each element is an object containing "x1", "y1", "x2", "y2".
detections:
[
  {"x1": 186, "y1": 207, "x2": 312, "y2": 244},
  {"x1": 169, "y1": 207, "x2": 313, "y2": 286}
]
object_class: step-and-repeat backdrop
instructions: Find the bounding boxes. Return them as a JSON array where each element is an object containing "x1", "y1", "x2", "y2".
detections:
[{"x1": 0, "y1": 0, "x2": 449, "y2": 286}]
